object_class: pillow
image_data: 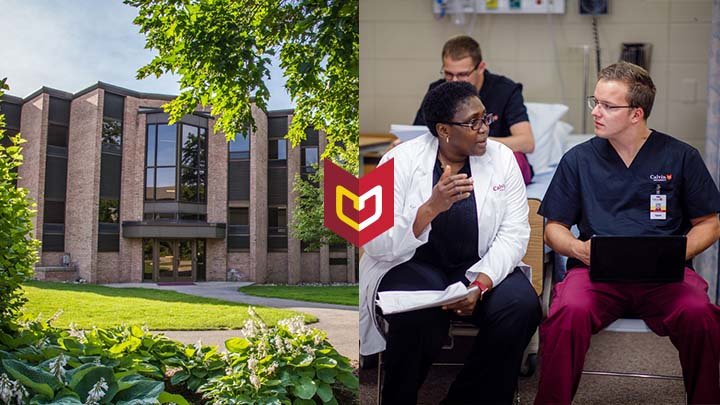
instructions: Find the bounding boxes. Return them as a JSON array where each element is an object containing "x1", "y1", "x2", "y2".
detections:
[{"x1": 525, "y1": 103, "x2": 570, "y2": 174}]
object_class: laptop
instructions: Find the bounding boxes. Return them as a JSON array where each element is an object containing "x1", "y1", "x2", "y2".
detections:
[{"x1": 590, "y1": 235, "x2": 687, "y2": 283}]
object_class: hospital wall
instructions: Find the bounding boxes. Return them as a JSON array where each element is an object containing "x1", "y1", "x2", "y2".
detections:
[{"x1": 360, "y1": 0, "x2": 713, "y2": 155}]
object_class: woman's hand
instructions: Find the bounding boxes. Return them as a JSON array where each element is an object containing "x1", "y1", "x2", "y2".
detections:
[
  {"x1": 426, "y1": 164, "x2": 474, "y2": 215},
  {"x1": 443, "y1": 287, "x2": 481, "y2": 316}
]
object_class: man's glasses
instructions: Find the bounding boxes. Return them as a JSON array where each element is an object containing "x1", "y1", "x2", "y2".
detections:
[
  {"x1": 587, "y1": 96, "x2": 635, "y2": 112},
  {"x1": 444, "y1": 112, "x2": 497, "y2": 131},
  {"x1": 440, "y1": 63, "x2": 480, "y2": 81}
]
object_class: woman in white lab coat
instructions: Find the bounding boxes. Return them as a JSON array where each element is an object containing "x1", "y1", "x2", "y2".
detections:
[{"x1": 360, "y1": 82, "x2": 541, "y2": 404}]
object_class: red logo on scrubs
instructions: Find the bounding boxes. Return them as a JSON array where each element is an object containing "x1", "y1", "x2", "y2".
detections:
[{"x1": 324, "y1": 159, "x2": 394, "y2": 247}]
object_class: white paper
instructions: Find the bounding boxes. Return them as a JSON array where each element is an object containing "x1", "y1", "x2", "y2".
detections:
[
  {"x1": 390, "y1": 125, "x2": 430, "y2": 142},
  {"x1": 376, "y1": 282, "x2": 476, "y2": 315}
]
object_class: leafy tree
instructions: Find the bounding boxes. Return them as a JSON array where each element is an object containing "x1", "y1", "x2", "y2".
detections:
[
  {"x1": 0, "y1": 78, "x2": 41, "y2": 330},
  {"x1": 290, "y1": 166, "x2": 344, "y2": 251},
  {"x1": 126, "y1": 0, "x2": 359, "y2": 174}
]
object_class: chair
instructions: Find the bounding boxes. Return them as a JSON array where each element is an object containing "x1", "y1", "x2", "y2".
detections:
[
  {"x1": 544, "y1": 252, "x2": 683, "y2": 382},
  {"x1": 373, "y1": 198, "x2": 547, "y2": 404}
]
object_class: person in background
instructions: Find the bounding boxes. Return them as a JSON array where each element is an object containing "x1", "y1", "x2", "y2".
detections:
[
  {"x1": 414, "y1": 35, "x2": 535, "y2": 184},
  {"x1": 361, "y1": 81, "x2": 541, "y2": 404},
  {"x1": 535, "y1": 61, "x2": 720, "y2": 404}
]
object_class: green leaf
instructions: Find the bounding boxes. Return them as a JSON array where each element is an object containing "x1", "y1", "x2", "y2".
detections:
[
  {"x1": 316, "y1": 367, "x2": 336, "y2": 383},
  {"x1": 2, "y1": 358, "x2": 60, "y2": 399},
  {"x1": 316, "y1": 381, "x2": 333, "y2": 403},
  {"x1": 113, "y1": 379, "x2": 164, "y2": 403},
  {"x1": 336, "y1": 371, "x2": 358, "y2": 390},
  {"x1": 292, "y1": 377, "x2": 317, "y2": 400},
  {"x1": 157, "y1": 391, "x2": 191, "y2": 405},
  {"x1": 170, "y1": 370, "x2": 190, "y2": 385},
  {"x1": 225, "y1": 337, "x2": 251, "y2": 352},
  {"x1": 313, "y1": 357, "x2": 337, "y2": 369},
  {"x1": 293, "y1": 399, "x2": 315, "y2": 405},
  {"x1": 67, "y1": 364, "x2": 118, "y2": 403}
]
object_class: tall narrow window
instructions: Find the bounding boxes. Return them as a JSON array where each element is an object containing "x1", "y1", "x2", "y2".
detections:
[
  {"x1": 228, "y1": 132, "x2": 251, "y2": 201},
  {"x1": 98, "y1": 93, "x2": 123, "y2": 252},
  {"x1": 42, "y1": 97, "x2": 70, "y2": 252}
]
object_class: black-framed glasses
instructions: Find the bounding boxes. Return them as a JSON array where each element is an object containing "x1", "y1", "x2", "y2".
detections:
[
  {"x1": 587, "y1": 96, "x2": 635, "y2": 112},
  {"x1": 440, "y1": 63, "x2": 480, "y2": 81},
  {"x1": 444, "y1": 112, "x2": 497, "y2": 131}
]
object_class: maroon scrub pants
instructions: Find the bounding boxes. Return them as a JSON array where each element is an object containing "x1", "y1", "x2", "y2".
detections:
[{"x1": 535, "y1": 267, "x2": 720, "y2": 405}]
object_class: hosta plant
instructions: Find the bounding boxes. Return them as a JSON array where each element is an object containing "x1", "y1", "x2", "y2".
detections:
[{"x1": 200, "y1": 308, "x2": 358, "y2": 404}]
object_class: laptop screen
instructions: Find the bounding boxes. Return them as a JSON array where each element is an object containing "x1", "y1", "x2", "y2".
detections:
[{"x1": 590, "y1": 235, "x2": 687, "y2": 283}]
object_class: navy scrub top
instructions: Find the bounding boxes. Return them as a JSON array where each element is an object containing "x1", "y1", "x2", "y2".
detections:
[
  {"x1": 414, "y1": 70, "x2": 529, "y2": 139},
  {"x1": 539, "y1": 130, "x2": 720, "y2": 271}
]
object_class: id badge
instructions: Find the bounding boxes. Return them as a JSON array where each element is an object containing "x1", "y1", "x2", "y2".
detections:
[{"x1": 650, "y1": 194, "x2": 667, "y2": 220}]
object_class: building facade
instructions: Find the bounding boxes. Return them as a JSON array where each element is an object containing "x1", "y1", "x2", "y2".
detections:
[{"x1": 0, "y1": 82, "x2": 355, "y2": 284}]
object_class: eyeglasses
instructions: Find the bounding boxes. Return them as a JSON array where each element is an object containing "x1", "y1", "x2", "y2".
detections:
[
  {"x1": 587, "y1": 96, "x2": 636, "y2": 112},
  {"x1": 440, "y1": 63, "x2": 480, "y2": 81},
  {"x1": 444, "y1": 112, "x2": 497, "y2": 131}
]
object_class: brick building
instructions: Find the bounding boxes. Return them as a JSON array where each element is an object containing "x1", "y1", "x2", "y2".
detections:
[{"x1": 0, "y1": 82, "x2": 355, "y2": 284}]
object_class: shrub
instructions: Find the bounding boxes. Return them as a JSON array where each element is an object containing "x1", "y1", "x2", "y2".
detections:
[
  {"x1": 0, "y1": 79, "x2": 41, "y2": 331},
  {"x1": 200, "y1": 308, "x2": 359, "y2": 404}
]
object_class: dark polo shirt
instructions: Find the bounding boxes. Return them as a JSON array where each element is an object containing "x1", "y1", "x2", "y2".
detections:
[{"x1": 413, "y1": 70, "x2": 529, "y2": 139}]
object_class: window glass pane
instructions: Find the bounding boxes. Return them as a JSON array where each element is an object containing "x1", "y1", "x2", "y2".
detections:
[
  {"x1": 198, "y1": 169, "x2": 206, "y2": 202},
  {"x1": 98, "y1": 199, "x2": 119, "y2": 223},
  {"x1": 156, "y1": 124, "x2": 177, "y2": 166},
  {"x1": 181, "y1": 125, "x2": 199, "y2": 168},
  {"x1": 155, "y1": 167, "x2": 176, "y2": 200},
  {"x1": 198, "y1": 127, "x2": 207, "y2": 167},
  {"x1": 102, "y1": 118, "x2": 122, "y2": 146},
  {"x1": 229, "y1": 133, "x2": 250, "y2": 158},
  {"x1": 43, "y1": 201, "x2": 65, "y2": 224},
  {"x1": 229, "y1": 207, "x2": 249, "y2": 225},
  {"x1": 145, "y1": 169, "x2": 154, "y2": 200},
  {"x1": 278, "y1": 208, "x2": 287, "y2": 228},
  {"x1": 103, "y1": 93, "x2": 125, "y2": 120},
  {"x1": 278, "y1": 139, "x2": 287, "y2": 160},
  {"x1": 146, "y1": 124, "x2": 156, "y2": 167},
  {"x1": 303, "y1": 147, "x2": 319, "y2": 166},
  {"x1": 180, "y1": 167, "x2": 198, "y2": 202},
  {"x1": 48, "y1": 124, "x2": 68, "y2": 147},
  {"x1": 143, "y1": 239, "x2": 153, "y2": 280},
  {"x1": 49, "y1": 97, "x2": 70, "y2": 124},
  {"x1": 269, "y1": 139, "x2": 287, "y2": 160}
]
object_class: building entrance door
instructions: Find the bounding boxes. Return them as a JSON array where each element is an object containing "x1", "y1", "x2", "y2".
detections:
[{"x1": 144, "y1": 239, "x2": 201, "y2": 282}]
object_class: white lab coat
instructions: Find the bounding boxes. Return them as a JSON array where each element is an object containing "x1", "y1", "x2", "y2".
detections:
[{"x1": 359, "y1": 132, "x2": 530, "y2": 356}]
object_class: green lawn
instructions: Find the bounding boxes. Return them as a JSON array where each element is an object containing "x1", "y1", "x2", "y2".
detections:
[
  {"x1": 239, "y1": 285, "x2": 359, "y2": 306},
  {"x1": 22, "y1": 281, "x2": 316, "y2": 330}
]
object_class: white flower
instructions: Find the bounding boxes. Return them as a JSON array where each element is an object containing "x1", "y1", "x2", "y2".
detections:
[
  {"x1": 247, "y1": 357, "x2": 258, "y2": 372},
  {"x1": 278, "y1": 316, "x2": 307, "y2": 335},
  {"x1": 48, "y1": 353, "x2": 67, "y2": 381},
  {"x1": 267, "y1": 361, "x2": 279, "y2": 376},
  {"x1": 84, "y1": 377, "x2": 108, "y2": 405},
  {"x1": 0, "y1": 373, "x2": 14, "y2": 404},
  {"x1": 47, "y1": 310, "x2": 63, "y2": 325},
  {"x1": 249, "y1": 374, "x2": 261, "y2": 390},
  {"x1": 0, "y1": 374, "x2": 28, "y2": 405},
  {"x1": 12, "y1": 381, "x2": 27, "y2": 405}
]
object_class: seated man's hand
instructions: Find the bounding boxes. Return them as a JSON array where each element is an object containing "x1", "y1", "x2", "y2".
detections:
[{"x1": 443, "y1": 288, "x2": 482, "y2": 317}]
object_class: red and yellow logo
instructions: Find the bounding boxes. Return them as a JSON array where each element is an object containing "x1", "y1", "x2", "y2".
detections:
[{"x1": 324, "y1": 159, "x2": 394, "y2": 247}]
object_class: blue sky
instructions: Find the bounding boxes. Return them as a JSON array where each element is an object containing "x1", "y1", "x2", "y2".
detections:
[{"x1": 0, "y1": 0, "x2": 292, "y2": 110}]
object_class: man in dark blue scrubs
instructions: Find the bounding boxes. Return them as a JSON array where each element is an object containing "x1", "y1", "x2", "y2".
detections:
[
  {"x1": 413, "y1": 35, "x2": 535, "y2": 184},
  {"x1": 535, "y1": 61, "x2": 720, "y2": 405}
]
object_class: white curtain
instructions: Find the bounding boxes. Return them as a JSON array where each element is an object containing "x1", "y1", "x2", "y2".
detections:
[{"x1": 697, "y1": 0, "x2": 720, "y2": 304}]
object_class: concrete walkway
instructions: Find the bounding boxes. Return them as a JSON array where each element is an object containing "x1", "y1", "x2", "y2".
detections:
[{"x1": 104, "y1": 282, "x2": 358, "y2": 361}]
